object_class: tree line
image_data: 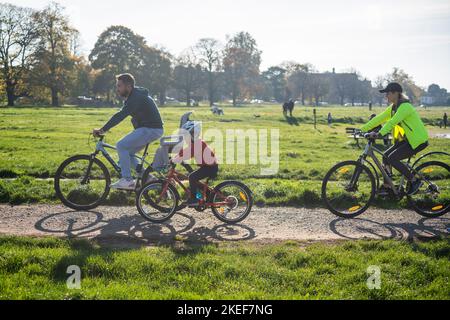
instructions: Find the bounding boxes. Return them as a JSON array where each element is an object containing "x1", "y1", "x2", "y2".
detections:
[{"x1": 1, "y1": 2, "x2": 448, "y2": 108}]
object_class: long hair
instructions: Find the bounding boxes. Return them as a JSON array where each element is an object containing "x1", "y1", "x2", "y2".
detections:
[
  {"x1": 399, "y1": 92, "x2": 409, "y2": 101},
  {"x1": 394, "y1": 92, "x2": 410, "y2": 108}
]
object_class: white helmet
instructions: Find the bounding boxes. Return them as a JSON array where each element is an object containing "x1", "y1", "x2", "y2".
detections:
[{"x1": 181, "y1": 120, "x2": 202, "y2": 140}]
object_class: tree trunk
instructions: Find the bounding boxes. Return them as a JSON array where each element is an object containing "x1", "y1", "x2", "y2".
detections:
[
  {"x1": 208, "y1": 73, "x2": 214, "y2": 107},
  {"x1": 6, "y1": 82, "x2": 15, "y2": 107},
  {"x1": 232, "y1": 84, "x2": 237, "y2": 107},
  {"x1": 159, "y1": 91, "x2": 166, "y2": 106},
  {"x1": 51, "y1": 87, "x2": 59, "y2": 107},
  {"x1": 186, "y1": 92, "x2": 191, "y2": 107}
]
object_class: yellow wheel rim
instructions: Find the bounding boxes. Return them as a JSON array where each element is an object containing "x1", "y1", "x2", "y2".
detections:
[{"x1": 348, "y1": 205, "x2": 361, "y2": 213}]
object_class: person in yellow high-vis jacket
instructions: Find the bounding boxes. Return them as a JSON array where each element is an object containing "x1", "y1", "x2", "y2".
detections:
[{"x1": 361, "y1": 82, "x2": 429, "y2": 195}]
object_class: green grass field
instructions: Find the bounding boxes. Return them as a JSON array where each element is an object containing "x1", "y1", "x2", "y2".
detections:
[
  {"x1": 0, "y1": 104, "x2": 449, "y2": 207},
  {"x1": 0, "y1": 236, "x2": 448, "y2": 299}
]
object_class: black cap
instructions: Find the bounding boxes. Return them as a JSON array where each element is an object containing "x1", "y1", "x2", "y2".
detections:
[{"x1": 379, "y1": 82, "x2": 403, "y2": 93}]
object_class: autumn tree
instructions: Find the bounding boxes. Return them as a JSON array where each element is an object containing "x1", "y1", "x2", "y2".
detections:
[
  {"x1": 33, "y1": 2, "x2": 78, "y2": 106},
  {"x1": 223, "y1": 32, "x2": 261, "y2": 106}
]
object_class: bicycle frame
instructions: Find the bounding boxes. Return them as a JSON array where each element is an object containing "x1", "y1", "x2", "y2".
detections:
[
  {"x1": 354, "y1": 139, "x2": 439, "y2": 198},
  {"x1": 356, "y1": 139, "x2": 407, "y2": 197},
  {"x1": 89, "y1": 136, "x2": 153, "y2": 186},
  {"x1": 160, "y1": 167, "x2": 230, "y2": 208}
]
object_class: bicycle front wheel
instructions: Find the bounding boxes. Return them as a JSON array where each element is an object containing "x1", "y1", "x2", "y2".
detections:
[
  {"x1": 136, "y1": 181, "x2": 179, "y2": 223},
  {"x1": 322, "y1": 161, "x2": 376, "y2": 218},
  {"x1": 408, "y1": 161, "x2": 450, "y2": 218},
  {"x1": 54, "y1": 155, "x2": 110, "y2": 210}
]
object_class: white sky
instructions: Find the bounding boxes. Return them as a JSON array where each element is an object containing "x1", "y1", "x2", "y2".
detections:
[{"x1": 8, "y1": 0, "x2": 450, "y2": 89}]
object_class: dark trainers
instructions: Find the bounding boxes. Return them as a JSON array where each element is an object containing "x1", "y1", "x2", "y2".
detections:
[
  {"x1": 185, "y1": 198, "x2": 200, "y2": 207},
  {"x1": 407, "y1": 179, "x2": 423, "y2": 195},
  {"x1": 377, "y1": 185, "x2": 392, "y2": 197}
]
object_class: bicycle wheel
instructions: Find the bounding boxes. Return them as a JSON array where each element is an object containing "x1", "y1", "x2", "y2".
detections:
[
  {"x1": 210, "y1": 181, "x2": 253, "y2": 224},
  {"x1": 136, "y1": 181, "x2": 179, "y2": 222},
  {"x1": 322, "y1": 161, "x2": 376, "y2": 218},
  {"x1": 54, "y1": 155, "x2": 110, "y2": 210},
  {"x1": 142, "y1": 163, "x2": 193, "y2": 212},
  {"x1": 408, "y1": 161, "x2": 450, "y2": 218}
]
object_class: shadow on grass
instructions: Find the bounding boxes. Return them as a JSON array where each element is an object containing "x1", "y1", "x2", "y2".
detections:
[{"x1": 283, "y1": 114, "x2": 299, "y2": 126}]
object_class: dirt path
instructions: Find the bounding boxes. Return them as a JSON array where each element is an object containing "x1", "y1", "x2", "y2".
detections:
[{"x1": 0, "y1": 204, "x2": 448, "y2": 247}]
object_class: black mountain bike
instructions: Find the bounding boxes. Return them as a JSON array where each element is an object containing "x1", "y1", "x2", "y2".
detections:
[{"x1": 322, "y1": 132, "x2": 449, "y2": 218}]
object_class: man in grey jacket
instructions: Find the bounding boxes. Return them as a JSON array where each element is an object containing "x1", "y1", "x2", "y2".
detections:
[{"x1": 93, "y1": 73, "x2": 164, "y2": 190}]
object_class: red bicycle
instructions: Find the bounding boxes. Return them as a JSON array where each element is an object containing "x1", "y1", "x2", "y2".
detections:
[{"x1": 135, "y1": 162, "x2": 253, "y2": 224}]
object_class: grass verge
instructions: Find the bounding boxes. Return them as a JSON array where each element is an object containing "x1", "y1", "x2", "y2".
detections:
[{"x1": 0, "y1": 235, "x2": 448, "y2": 299}]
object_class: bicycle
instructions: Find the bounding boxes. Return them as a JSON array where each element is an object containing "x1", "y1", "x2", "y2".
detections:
[
  {"x1": 54, "y1": 133, "x2": 193, "y2": 211},
  {"x1": 136, "y1": 162, "x2": 253, "y2": 224},
  {"x1": 322, "y1": 130, "x2": 449, "y2": 218}
]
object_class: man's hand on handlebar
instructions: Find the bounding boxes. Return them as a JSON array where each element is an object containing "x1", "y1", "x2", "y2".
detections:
[{"x1": 92, "y1": 128, "x2": 105, "y2": 137}]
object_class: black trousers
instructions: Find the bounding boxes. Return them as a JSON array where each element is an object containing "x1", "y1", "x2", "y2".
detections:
[
  {"x1": 188, "y1": 165, "x2": 219, "y2": 198},
  {"x1": 383, "y1": 140, "x2": 428, "y2": 181}
]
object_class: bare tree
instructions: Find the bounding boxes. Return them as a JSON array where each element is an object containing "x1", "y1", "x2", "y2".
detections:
[
  {"x1": 373, "y1": 75, "x2": 386, "y2": 106},
  {"x1": 195, "y1": 38, "x2": 221, "y2": 106},
  {"x1": 308, "y1": 74, "x2": 329, "y2": 106},
  {"x1": 173, "y1": 48, "x2": 203, "y2": 107},
  {"x1": 287, "y1": 64, "x2": 314, "y2": 105},
  {"x1": 0, "y1": 4, "x2": 39, "y2": 106},
  {"x1": 384, "y1": 67, "x2": 424, "y2": 104}
]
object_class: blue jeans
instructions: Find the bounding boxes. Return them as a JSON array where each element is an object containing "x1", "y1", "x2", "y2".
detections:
[{"x1": 116, "y1": 127, "x2": 164, "y2": 179}]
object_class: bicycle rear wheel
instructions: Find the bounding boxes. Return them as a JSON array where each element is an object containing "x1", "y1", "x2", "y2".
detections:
[
  {"x1": 210, "y1": 181, "x2": 253, "y2": 224},
  {"x1": 322, "y1": 161, "x2": 376, "y2": 218},
  {"x1": 408, "y1": 161, "x2": 450, "y2": 217},
  {"x1": 54, "y1": 155, "x2": 110, "y2": 210}
]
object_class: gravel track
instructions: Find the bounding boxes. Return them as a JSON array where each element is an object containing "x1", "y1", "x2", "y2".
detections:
[{"x1": 0, "y1": 204, "x2": 448, "y2": 247}]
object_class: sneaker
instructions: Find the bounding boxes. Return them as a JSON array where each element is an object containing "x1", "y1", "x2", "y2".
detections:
[
  {"x1": 110, "y1": 178, "x2": 135, "y2": 190},
  {"x1": 377, "y1": 184, "x2": 392, "y2": 197},
  {"x1": 185, "y1": 198, "x2": 200, "y2": 207},
  {"x1": 407, "y1": 179, "x2": 423, "y2": 196}
]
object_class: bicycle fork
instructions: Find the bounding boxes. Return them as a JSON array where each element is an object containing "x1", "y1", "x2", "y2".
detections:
[{"x1": 80, "y1": 153, "x2": 98, "y2": 185}]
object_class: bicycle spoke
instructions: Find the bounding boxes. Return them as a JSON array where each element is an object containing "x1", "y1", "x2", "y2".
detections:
[
  {"x1": 323, "y1": 162, "x2": 375, "y2": 217},
  {"x1": 137, "y1": 182, "x2": 177, "y2": 222},
  {"x1": 409, "y1": 162, "x2": 449, "y2": 216},
  {"x1": 56, "y1": 157, "x2": 109, "y2": 208}
]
